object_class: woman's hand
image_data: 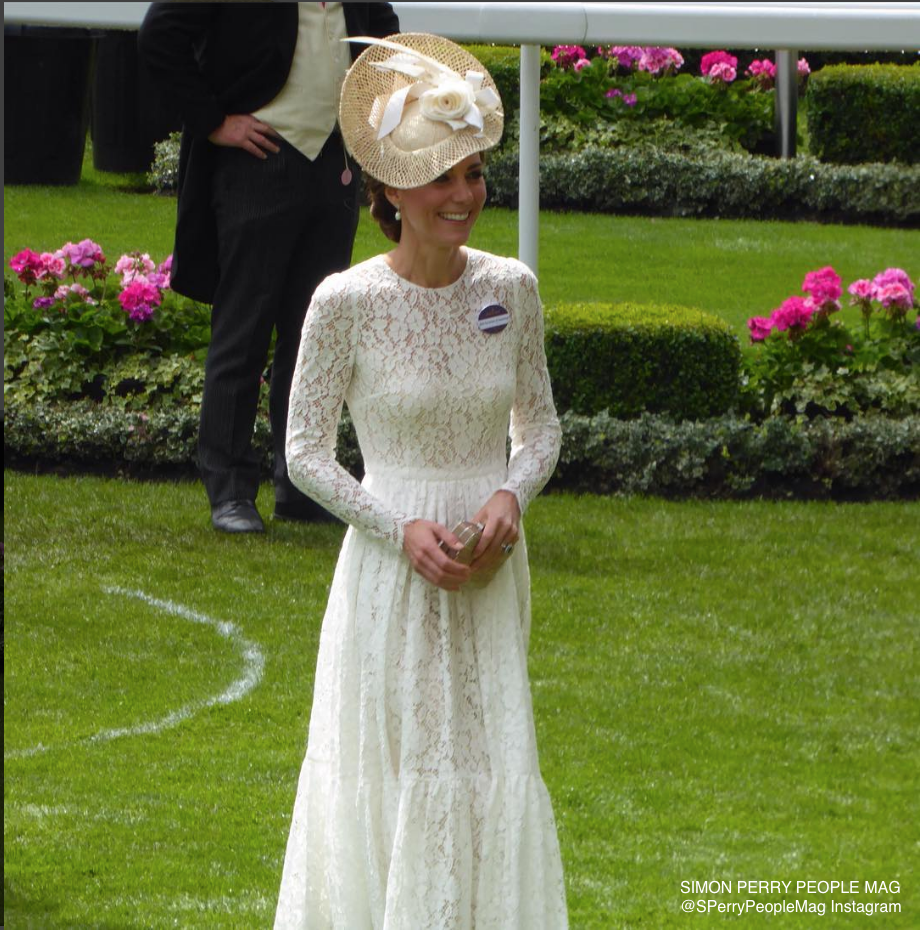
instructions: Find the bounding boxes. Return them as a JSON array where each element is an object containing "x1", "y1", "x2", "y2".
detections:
[
  {"x1": 469, "y1": 490, "x2": 521, "y2": 577},
  {"x1": 208, "y1": 114, "x2": 281, "y2": 159},
  {"x1": 403, "y1": 520, "x2": 472, "y2": 591}
]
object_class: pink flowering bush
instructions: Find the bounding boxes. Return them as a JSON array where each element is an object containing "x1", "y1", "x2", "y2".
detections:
[
  {"x1": 5, "y1": 239, "x2": 216, "y2": 412},
  {"x1": 743, "y1": 265, "x2": 920, "y2": 418},
  {"x1": 7, "y1": 239, "x2": 177, "y2": 329},
  {"x1": 543, "y1": 43, "x2": 775, "y2": 154}
]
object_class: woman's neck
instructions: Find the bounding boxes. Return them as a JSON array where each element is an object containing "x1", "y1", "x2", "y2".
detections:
[{"x1": 385, "y1": 242, "x2": 467, "y2": 289}]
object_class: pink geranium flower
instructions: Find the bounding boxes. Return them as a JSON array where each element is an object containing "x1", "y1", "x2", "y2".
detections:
[
  {"x1": 552, "y1": 45, "x2": 587, "y2": 70},
  {"x1": 147, "y1": 271, "x2": 171, "y2": 290},
  {"x1": 708, "y1": 61, "x2": 737, "y2": 83},
  {"x1": 848, "y1": 279, "x2": 874, "y2": 301},
  {"x1": 573, "y1": 58, "x2": 591, "y2": 72},
  {"x1": 118, "y1": 280, "x2": 162, "y2": 322},
  {"x1": 601, "y1": 45, "x2": 644, "y2": 70},
  {"x1": 747, "y1": 316, "x2": 774, "y2": 342},
  {"x1": 53, "y1": 283, "x2": 97, "y2": 305},
  {"x1": 701, "y1": 51, "x2": 738, "y2": 81},
  {"x1": 746, "y1": 58, "x2": 776, "y2": 89},
  {"x1": 802, "y1": 266, "x2": 842, "y2": 315},
  {"x1": 876, "y1": 283, "x2": 912, "y2": 317},
  {"x1": 770, "y1": 296, "x2": 814, "y2": 333},
  {"x1": 638, "y1": 47, "x2": 684, "y2": 75},
  {"x1": 36, "y1": 252, "x2": 66, "y2": 280},
  {"x1": 9, "y1": 249, "x2": 43, "y2": 286},
  {"x1": 114, "y1": 251, "x2": 156, "y2": 284},
  {"x1": 60, "y1": 239, "x2": 105, "y2": 269},
  {"x1": 798, "y1": 58, "x2": 811, "y2": 77},
  {"x1": 873, "y1": 268, "x2": 915, "y2": 305}
]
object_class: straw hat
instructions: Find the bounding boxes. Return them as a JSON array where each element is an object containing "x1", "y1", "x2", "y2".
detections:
[{"x1": 339, "y1": 33, "x2": 504, "y2": 189}]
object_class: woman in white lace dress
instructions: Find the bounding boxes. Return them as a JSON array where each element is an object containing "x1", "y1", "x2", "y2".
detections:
[{"x1": 274, "y1": 34, "x2": 568, "y2": 929}]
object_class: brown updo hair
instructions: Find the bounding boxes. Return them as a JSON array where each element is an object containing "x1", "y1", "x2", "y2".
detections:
[{"x1": 366, "y1": 177, "x2": 402, "y2": 243}]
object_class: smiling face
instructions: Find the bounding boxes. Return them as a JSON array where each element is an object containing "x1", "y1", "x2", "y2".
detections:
[{"x1": 387, "y1": 153, "x2": 486, "y2": 251}]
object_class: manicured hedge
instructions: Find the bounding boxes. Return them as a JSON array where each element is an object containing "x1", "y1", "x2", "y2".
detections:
[
  {"x1": 545, "y1": 302, "x2": 740, "y2": 419},
  {"x1": 486, "y1": 146, "x2": 920, "y2": 226},
  {"x1": 806, "y1": 63, "x2": 920, "y2": 166},
  {"x1": 6, "y1": 402, "x2": 918, "y2": 501},
  {"x1": 552, "y1": 410, "x2": 920, "y2": 501}
]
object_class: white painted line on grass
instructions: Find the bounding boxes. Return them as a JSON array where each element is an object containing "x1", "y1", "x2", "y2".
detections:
[{"x1": 5, "y1": 587, "x2": 265, "y2": 760}]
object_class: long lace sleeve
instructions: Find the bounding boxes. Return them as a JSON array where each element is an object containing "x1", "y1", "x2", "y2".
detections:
[
  {"x1": 500, "y1": 268, "x2": 562, "y2": 512},
  {"x1": 286, "y1": 278, "x2": 414, "y2": 550}
]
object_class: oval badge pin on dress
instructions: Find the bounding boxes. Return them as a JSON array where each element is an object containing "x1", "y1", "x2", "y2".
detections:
[{"x1": 477, "y1": 303, "x2": 510, "y2": 334}]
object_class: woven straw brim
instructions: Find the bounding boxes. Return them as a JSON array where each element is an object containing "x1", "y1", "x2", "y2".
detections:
[{"x1": 339, "y1": 33, "x2": 504, "y2": 189}]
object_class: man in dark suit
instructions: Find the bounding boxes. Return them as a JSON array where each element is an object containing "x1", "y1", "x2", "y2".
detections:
[{"x1": 139, "y1": 3, "x2": 399, "y2": 532}]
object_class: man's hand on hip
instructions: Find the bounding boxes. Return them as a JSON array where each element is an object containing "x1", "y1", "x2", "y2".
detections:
[{"x1": 208, "y1": 114, "x2": 282, "y2": 159}]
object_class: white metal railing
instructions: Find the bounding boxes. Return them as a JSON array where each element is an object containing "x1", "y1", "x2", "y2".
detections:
[{"x1": 5, "y1": 2, "x2": 919, "y2": 272}]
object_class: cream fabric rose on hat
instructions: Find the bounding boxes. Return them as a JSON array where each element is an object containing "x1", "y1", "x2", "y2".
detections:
[{"x1": 419, "y1": 78, "x2": 477, "y2": 124}]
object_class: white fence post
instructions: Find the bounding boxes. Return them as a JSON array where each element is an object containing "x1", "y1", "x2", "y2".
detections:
[
  {"x1": 518, "y1": 43, "x2": 541, "y2": 275},
  {"x1": 774, "y1": 49, "x2": 798, "y2": 159}
]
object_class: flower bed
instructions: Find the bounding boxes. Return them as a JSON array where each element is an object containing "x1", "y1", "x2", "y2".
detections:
[
  {"x1": 743, "y1": 266, "x2": 920, "y2": 419},
  {"x1": 5, "y1": 245, "x2": 919, "y2": 500},
  {"x1": 4, "y1": 239, "x2": 216, "y2": 413}
]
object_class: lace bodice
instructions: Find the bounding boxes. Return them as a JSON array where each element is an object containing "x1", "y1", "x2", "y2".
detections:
[{"x1": 286, "y1": 248, "x2": 561, "y2": 548}]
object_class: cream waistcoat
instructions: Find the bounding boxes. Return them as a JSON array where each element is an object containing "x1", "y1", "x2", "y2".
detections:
[{"x1": 253, "y1": 2, "x2": 350, "y2": 160}]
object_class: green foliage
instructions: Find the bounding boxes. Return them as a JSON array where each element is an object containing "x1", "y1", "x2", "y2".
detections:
[
  {"x1": 540, "y1": 59, "x2": 774, "y2": 153},
  {"x1": 742, "y1": 314, "x2": 920, "y2": 420},
  {"x1": 807, "y1": 63, "x2": 920, "y2": 165},
  {"x1": 486, "y1": 145, "x2": 920, "y2": 225},
  {"x1": 544, "y1": 302, "x2": 740, "y2": 419},
  {"x1": 503, "y1": 110, "x2": 743, "y2": 157},
  {"x1": 147, "y1": 130, "x2": 181, "y2": 194},
  {"x1": 553, "y1": 410, "x2": 920, "y2": 500}
]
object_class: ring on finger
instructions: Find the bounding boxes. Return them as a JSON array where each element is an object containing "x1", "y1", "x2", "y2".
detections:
[{"x1": 501, "y1": 542, "x2": 514, "y2": 555}]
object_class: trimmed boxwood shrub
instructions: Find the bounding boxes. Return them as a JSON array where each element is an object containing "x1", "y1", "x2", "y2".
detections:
[
  {"x1": 545, "y1": 302, "x2": 741, "y2": 420},
  {"x1": 552, "y1": 410, "x2": 920, "y2": 501},
  {"x1": 486, "y1": 145, "x2": 920, "y2": 226},
  {"x1": 6, "y1": 402, "x2": 918, "y2": 501},
  {"x1": 807, "y1": 63, "x2": 920, "y2": 166}
]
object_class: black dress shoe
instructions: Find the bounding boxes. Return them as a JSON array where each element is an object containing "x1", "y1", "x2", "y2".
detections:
[
  {"x1": 211, "y1": 500, "x2": 265, "y2": 534},
  {"x1": 273, "y1": 498, "x2": 340, "y2": 524}
]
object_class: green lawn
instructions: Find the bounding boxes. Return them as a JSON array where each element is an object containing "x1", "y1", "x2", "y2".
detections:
[
  {"x1": 4, "y1": 472, "x2": 919, "y2": 928},
  {"x1": 4, "y1": 150, "x2": 918, "y2": 345}
]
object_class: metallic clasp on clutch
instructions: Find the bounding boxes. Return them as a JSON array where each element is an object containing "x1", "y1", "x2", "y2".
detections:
[{"x1": 440, "y1": 520, "x2": 484, "y2": 565}]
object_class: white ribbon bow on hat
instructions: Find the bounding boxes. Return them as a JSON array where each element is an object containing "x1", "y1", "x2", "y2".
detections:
[{"x1": 346, "y1": 37, "x2": 501, "y2": 140}]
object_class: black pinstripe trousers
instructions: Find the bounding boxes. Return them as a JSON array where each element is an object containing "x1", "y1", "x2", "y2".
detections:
[{"x1": 200, "y1": 132, "x2": 360, "y2": 508}]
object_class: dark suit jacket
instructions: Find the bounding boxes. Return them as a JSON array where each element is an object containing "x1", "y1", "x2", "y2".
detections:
[{"x1": 138, "y1": 3, "x2": 399, "y2": 302}]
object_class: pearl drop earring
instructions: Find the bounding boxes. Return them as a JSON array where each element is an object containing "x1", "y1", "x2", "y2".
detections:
[{"x1": 394, "y1": 209, "x2": 401, "y2": 221}]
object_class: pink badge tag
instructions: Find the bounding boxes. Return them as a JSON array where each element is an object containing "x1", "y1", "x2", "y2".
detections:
[{"x1": 341, "y1": 168, "x2": 353, "y2": 186}]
